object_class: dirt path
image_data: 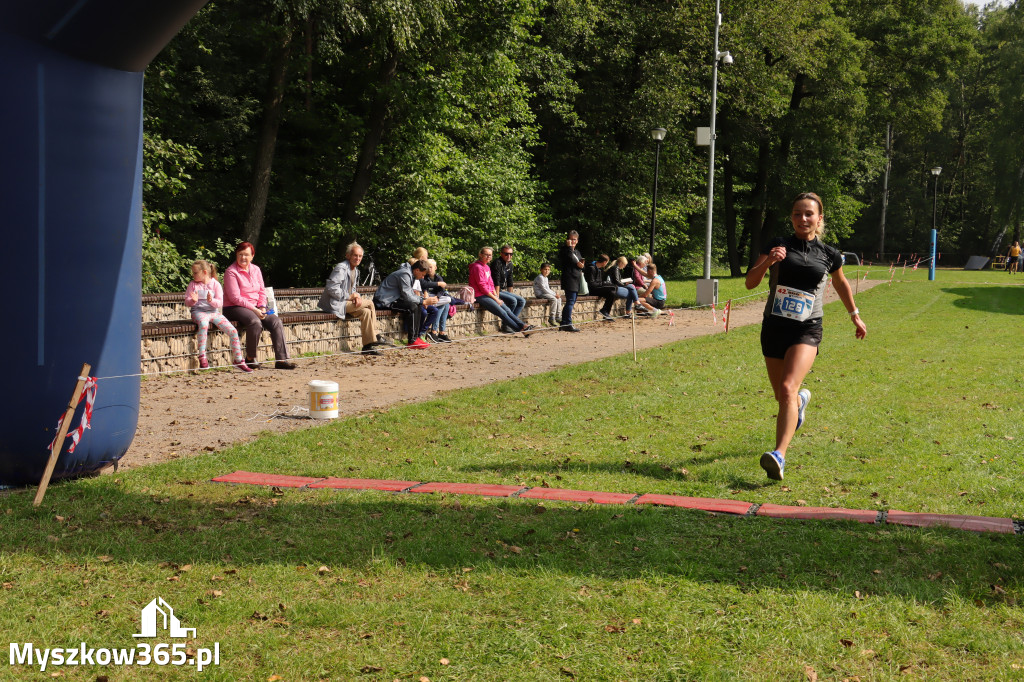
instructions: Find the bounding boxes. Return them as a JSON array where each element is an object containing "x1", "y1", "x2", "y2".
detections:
[{"x1": 124, "y1": 283, "x2": 880, "y2": 471}]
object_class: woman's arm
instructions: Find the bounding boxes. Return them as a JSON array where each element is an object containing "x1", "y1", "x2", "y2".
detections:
[
  {"x1": 745, "y1": 246, "x2": 786, "y2": 290},
  {"x1": 222, "y1": 266, "x2": 242, "y2": 307},
  {"x1": 830, "y1": 267, "x2": 867, "y2": 339}
]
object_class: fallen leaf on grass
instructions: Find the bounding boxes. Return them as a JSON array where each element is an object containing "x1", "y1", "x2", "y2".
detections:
[
  {"x1": 840, "y1": 639, "x2": 854, "y2": 647},
  {"x1": 317, "y1": 566, "x2": 331, "y2": 575},
  {"x1": 268, "y1": 676, "x2": 283, "y2": 681},
  {"x1": 440, "y1": 658, "x2": 450, "y2": 665},
  {"x1": 604, "y1": 624, "x2": 625, "y2": 633},
  {"x1": 360, "y1": 665, "x2": 383, "y2": 673},
  {"x1": 560, "y1": 667, "x2": 576, "y2": 678},
  {"x1": 804, "y1": 665, "x2": 817, "y2": 681}
]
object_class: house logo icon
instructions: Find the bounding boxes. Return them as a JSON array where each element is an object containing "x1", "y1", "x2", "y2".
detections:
[{"x1": 133, "y1": 597, "x2": 196, "y2": 638}]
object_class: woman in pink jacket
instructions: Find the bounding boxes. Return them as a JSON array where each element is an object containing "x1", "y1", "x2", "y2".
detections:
[{"x1": 222, "y1": 241, "x2": 296, "y2": 369}]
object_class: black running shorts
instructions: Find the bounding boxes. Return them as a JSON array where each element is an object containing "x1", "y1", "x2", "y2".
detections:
[{"x1": 760, "y1": 317, "x2": 823, "y2": 359}]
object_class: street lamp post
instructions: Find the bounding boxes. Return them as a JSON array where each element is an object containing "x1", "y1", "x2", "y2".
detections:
[
  {"x1": 696, "y1": 0, "x2": 732, "y2": 306},
  {"x1": 929, "y1": 166, "x2": 941, "y2": 282},
  {"x1": 649, "y1": 127, "x2": 667, "y2": 258}
]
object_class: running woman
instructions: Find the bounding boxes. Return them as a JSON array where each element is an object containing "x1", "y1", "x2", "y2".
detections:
[{"x1": 745, "y1": 192, "x2": 867, "y2": 480}]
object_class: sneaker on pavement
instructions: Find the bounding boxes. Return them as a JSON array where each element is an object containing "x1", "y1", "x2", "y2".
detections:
[
  {"x1": 599, "y1": 311, "x2": 614, "y2": 321},
  {"x1": 408, "y1": 337, "x2": 430, "y2": 349},
  {"x1": 760, "y1": 450, "x2": 785, "y2": 481},
  {"x1": 435, "y1": 333, "x2": 452, "y2": 343},
  {"x1": 521, "y1": 324, "x2": 537, "y2": 337},
  {"x1": 424, "y1": 331, "x2": 439, "y2": 343},
  {"x1": 198, "y1": 356, "x2": 209, "y2": 369},
  {"x1": 376, "y1": 334, "x2": 398, "y2": 347},
  {"x1": 275, "y1": 360, "x2": 297, "y2": 370},
  {"x1": 650, "y1": 308, "x2": 661, "y2": 317},
  {"x1": 233, "y1": 360, "x2": 253, "y2": 373},
  {"x1": 796, "y1": 388, "x2": 811, "y2": 431}
]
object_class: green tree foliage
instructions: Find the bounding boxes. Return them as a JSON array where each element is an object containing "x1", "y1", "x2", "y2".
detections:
[{"x1": 141, "y1": 0, "x2": 1021, "y2": 291}]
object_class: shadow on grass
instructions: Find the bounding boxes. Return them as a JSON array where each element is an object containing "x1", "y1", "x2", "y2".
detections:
[
  {"x1": 3, "y1": 480, "x2": 1021, "y2": 606},
  {"x1": 943, "y1": 286, "x2": 1024, "y2": 315},
  {"x1": 456, "y1": 449, "x2": 756, "y2": 482}
]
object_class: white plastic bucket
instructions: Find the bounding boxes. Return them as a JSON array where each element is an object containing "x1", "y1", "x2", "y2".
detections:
[{"x1": 308, "y1": 380, "x2": 339, "y2": 419}]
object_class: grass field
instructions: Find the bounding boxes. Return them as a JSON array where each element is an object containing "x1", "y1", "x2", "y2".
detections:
[{"x1": 2, "y1": 277, "x2": 1023, "y2": 680}]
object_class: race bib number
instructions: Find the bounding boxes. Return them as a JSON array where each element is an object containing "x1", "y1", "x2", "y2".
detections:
[{"x1": 771, "y1": 285, "x2": 815, "y2": 321}]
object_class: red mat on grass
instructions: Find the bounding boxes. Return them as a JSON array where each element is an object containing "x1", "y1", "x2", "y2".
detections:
[
  {"x1": 756, "y1": 503, "x2": 878, "y2": 524},
  {"x1": 634, "y1": 494, "x2": 753, "y2": 515},
  {"x1": 887, "y1": 510, "x2": 1015, "y2": 534},
  {"x1": 211, "y1": 471, "x2": 323, "y2": 488},
  {"x1": 410, "y1": 482, "x2": 526, "y2": 497},
  {"x1": 309, "y1": 478, "x2": 420, "y2": 492},
  {"x1": 518, "y1": 488, "x2": 636, "y2": 504},
  {"x1": 209, "y1": 471, "x2": 1018, "y2": 535}
]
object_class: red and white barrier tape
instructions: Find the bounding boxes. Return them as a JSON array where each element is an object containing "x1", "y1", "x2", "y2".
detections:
[{"x1": 49, "y1": 376, "x2": 98, "y2": 454}]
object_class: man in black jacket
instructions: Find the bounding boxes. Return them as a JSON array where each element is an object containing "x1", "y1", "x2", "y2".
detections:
[
  {"x1": 584, "y1": 254, "x2": 621, "y2": 321},
  {"x1": 490, "y1": 244, "x2": 525, "y2": 333},
  {"x1": 558, "y1": 231, "x2": 584, "y2": 331}
]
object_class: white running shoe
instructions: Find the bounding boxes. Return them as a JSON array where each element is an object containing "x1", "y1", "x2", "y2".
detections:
[{"x1": 796, "y1": 389, "x2": 811, "y2": 431}]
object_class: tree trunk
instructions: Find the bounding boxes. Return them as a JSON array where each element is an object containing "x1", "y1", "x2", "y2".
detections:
[
  {"x1": 762, "y1": 73, "x2": 812, "y2": 245},
  {"x1": 343, "y1": 46, "x2": 400, "y2": 223},
  {"x1": 877, "y1": 121, "x2": 892, "y2": 257},
  {"x1": 242, "y1": 24, "x2": 294, "y2": 248}
]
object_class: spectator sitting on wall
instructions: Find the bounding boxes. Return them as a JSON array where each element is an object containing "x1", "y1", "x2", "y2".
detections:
[
  {"x1": 374, "y1": 259, "x2": 438, "y2": 349},
  {"x1": 490, "y1": 244, "x2": 526, "y2": 333},
  {"x1": 469, "y1": 246, "x2": 536, "y2": 337},
  {"x1": 603, "y1": 256, "x2": 640, "y2": 317},
  {"x1": 222, "y1": 241, "x2": 296, "y2": 369},
  {"x1": 533, "y1": 262, "x2": 562, "y2": 327},
  {"x1": 318, "y1": 241, "x2": 393, "y2": 355},
  {"x1": 584, "y1": 254, "x2": 621, "y2": 321},
  {"x1": 636, "y1": 263, "x2": 666, "y2": 316},
  {"x1": 419, "y1": 258, "x2": 452, "y2": 343}
]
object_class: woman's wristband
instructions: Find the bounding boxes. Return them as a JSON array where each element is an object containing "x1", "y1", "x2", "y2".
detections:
[{"x1": 849, "y1": 308, "x2": 860, "y2": 317}]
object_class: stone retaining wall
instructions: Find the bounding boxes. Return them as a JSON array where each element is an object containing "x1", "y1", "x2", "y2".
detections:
[
  {"x1": 140, "y1": 296, "x2": 625, "y2": 375},
  {"x1": 142, "y1": 283, "x2": 542, "y2": 324}
]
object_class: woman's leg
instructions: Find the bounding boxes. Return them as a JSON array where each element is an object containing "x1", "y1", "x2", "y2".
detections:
[
  {"x1": 210, "y1": 313, "x2": 245, "y2": 362},
  {"x1": 764, "y1": 344, "x2": 818, "y2": 456},
  {"x1": 261, "y1": 314, "x2": 290, "y2": 360},
  {"x1": 618, "y1": 286, "x2": 637, "y2": 313},
  {"x1": 478, "y1": 296, "x2": 523, "y2": 331},
  {"x1": 222, "y1": 306, "x2": 263, "y2": 361}
]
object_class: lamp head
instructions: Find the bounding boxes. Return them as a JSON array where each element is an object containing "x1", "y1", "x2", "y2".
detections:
[
  {"x1": 651, "y1": 127, "x2": 667, "y2": 142},
  {"x1": 931, "y1": 166, "x2": 942, "y2": 176}
]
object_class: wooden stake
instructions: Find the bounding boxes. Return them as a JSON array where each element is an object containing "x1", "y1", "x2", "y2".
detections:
[
  {"x1": 724, "y1": 300, "x2": 732, "y2": 332},
  {"x1": 631, "y1": 310, "x2": 637, "y2": 362},
  {"x1": 34, "y1": 363, "x2": 91, "y2": 507}
]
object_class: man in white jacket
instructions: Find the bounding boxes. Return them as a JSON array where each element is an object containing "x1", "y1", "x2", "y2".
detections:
[{"x1": 319, "y1": 242, "x2": 389, "y2": 354}]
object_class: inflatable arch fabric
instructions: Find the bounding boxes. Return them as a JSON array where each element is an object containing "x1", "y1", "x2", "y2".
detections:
[{"x1": 0, "y1": 1, "x2": 208, "y2": 485}]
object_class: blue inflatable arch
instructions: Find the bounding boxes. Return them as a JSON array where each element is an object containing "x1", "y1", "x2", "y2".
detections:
[{"x1": 1, "y1": 1, "x2": 208, "y2": 485}]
